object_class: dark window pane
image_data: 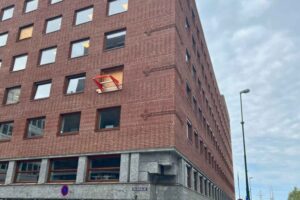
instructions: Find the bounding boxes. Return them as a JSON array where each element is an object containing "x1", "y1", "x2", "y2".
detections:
[
  {"x1": 45, "y1": 17, "x2": 62, "y2": 33},
  {"x1": 27, "y1": 117, "x2": 45, "y2": 138},
  {"x1": 34, "y1": 82, "x2": 52, "y2": 99},
  {"x1": 15, "y1": 161, "x2": 41, "y2": 183},
  {"x1": 98, "y1": 107, "x2": 121, "y2": 129},
  {"x1": 25, "y1": 0, "x2": 38, "y2": 13},
  {"x1": 0, "y1": 162, "x2": 8, "y2": 183},
  {"x1": 6, "y1": 87, "x2": 21, "y2": 104},
  {"x1": 1, "y1": 6, "x2": 14, "y2": 21},
  {"x1": 105, "y1": 30, "x2": 126, "y2": 50},
  {"x1": 108, "y1": 0, "x2": 128, "y2": 16},
  {"x1": 40, "y1": 47, "x2": 57, "y2": 65},
  {"x1": 66, "y1": 76, "x2": 86, "y2": 94},
  {"x1": 75, "y1": 7, "x2": 93, "y2": 25},
  {"x1": 49, "y1": 158, "x2": 78, "y2": 182},
  {"x1": 71, "y1": 39, "x2": 89, "y2": 58},
  {"x1": 60, "y1": 113, "x2": 81, "y2": 133},
  {"x1": 0, "y1": 32, "x2": 8, "y2": 47},
  {"x1": 88, "y1": 156, "x2": 120, "y2": 182},
  {"x1": 12, "y1": 55, "x2": 28, "y2": 71}
]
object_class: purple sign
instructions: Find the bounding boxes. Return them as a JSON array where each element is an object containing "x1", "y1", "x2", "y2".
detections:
[{"x1": 61, "y1": 185, "x2": 69, "y2": 196}]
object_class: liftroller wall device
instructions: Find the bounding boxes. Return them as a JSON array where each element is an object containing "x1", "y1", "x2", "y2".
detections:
[{"x1": 93, "y1": 75, "x2": 122, "y2": 93}]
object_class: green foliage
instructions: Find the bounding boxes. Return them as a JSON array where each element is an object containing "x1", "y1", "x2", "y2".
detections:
[{"x1": 288, "y1": 187, "x2": 300, "y2": 200}]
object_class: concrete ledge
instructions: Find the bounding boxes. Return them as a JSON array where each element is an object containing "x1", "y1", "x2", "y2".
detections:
[{"x1": 0, "y1": 183, "x2": 151, "y2": 200}]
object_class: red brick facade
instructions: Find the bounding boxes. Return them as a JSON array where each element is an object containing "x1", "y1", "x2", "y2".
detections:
[{"x1": 0, "y1": 0, "x2": 234, "y2": 199}]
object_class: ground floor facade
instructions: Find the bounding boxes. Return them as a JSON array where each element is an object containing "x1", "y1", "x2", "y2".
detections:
[{"x1": 0, "y1": 149, "x2": 232, "y2": 200}]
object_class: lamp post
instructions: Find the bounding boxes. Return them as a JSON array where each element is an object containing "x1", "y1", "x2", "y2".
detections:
[{"x1": 240, "y1": 89, "x2": 251, "y2": 200}]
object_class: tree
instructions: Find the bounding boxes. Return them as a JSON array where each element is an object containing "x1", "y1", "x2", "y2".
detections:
[{"x1": 288, "y1": 187, "x2": 300, "y2": 200}]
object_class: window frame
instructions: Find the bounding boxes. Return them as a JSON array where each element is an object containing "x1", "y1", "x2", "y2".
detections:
[
  {"x1": 49, "y1": 0, "x2": 63, "y2": 5},
  {"x1": 65, "y1": 73, "x2": 86, "y2": 95},
  {"x1": 186, "y1": 120, "x2": 192, "y2": 141},
  {"x1": 18, "y1": 24, "x2": 34, "y2": 41},
  {"x1": 107, "y1": 0, "x2": 129, "y2": 16},
  {"x1": 4, "y1": 86, "x2": 21, "y2": 105},
  {"x1": 74, "y1": 6, "x2": 94, "y2": 26},
  {"x1": 39, "y1": 46, "x2": 57, "y2": 65},
  {"x1": 1, "y1": 5, "x2": 14, "y2": 21},
  {"x1": 32, "y1": 80, "x2": 52, "y2": 100},
  {"x1": 0, "y1": 32, "x2": 8, "y2": 47},
  {"x1": 86, "y1": 154, "x2": 121, "y2": 182},
  {"x1": 11, "y1": 53, "x2": 28, "y2": 72},
  {"x1": 14, "y1": 160, "x2": 41, "y2": 183},
  {"x1": 0, "y1": 162, "x2": 9, "y2": 183},
  {"x1": 96, "y1": 106, "x2": 121, "y2": 131},
  {"x1": 24, "y1": 0, "x2": 39, "y2": 13},
  {"x1": 104, "y1": 28, "x2": 127, "y2": 51},
  {"x1": 48, "y1": 157, "x2": 78, "y2": 183},
  {"x1": 59, "y1": 112, "x2": 81, "y2": 135},
  {"x1": 25, "y1": 116, "x2": 46, "y2": 139},
  {"x1": 44, "y1": 15, "x2": 62, "y2": 34},
  {"x1": 70, "y1": 38, "x2": 90, "y2": 59},
  {"x1": 0, "y1": 121, "x2": 14, "y2": 141},
  {"x1": 99, "y1": 65, "x2": 124, "y2": 93}
]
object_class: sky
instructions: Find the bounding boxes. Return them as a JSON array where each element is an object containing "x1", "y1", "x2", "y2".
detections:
[{"x1": 195, "y1": 0, "x2": 300, "y2": 200}]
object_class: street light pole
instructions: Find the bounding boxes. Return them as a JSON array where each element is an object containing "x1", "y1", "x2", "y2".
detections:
[{"x1": 240, "y1": 89, "x2": 251, "y2": 200}]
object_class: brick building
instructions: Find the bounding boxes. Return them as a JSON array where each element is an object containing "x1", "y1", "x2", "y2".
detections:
[{"x1": 0, "y1": 0, "x2": 234, "y2": 199}]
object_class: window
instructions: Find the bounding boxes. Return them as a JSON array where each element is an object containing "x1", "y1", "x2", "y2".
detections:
[
  {"x1": 194, "y1": 171, "x2": 198, "y2": 191},
  {"x1": 49, "y1": 158, "x2": 78, "y2": 182},
  {"x1": 97, "y1": 107, "x2": 121, "y2": 130},
  {"x1": 104, "y1": 29, "x2": 126, "y2": 50},
  {"x1": 12, "y1": 54, "x2": 28, "y2": 71},
  {"x1": 1, "y1": 6, "x2": 14, "y2": 21},
  {"x1": 50, "y1": 0, "x2": 63, "y2": 4},
  {"x1": 186, "y1": 166, "x2": 191, "y2": 188},
  {"x1": 185, "y1": 17, "x2": 190, "y2": 30},
  {"x1": 0, "y1": 32, "x2": 8, "y2": 47},
  {"x1": 186, "y1": 82, "x2": 191, "y2": 99},
  {"x1": 33, "y1": 81, "x2": 52, "y2": 100},
  {"x1": 192, "y1": 97, "x2": 197, "y2": 111},
  {"x1": 0, "y1": 60, "x2": 2, "y2": 68},
  {"x1": 5, "y1": 87, "x2": 21, "y2": 105},
  {"x1": 15, "y1": 160, "x2": 41, "y2": 183},
  {"x1": 24, "y1": 0, "x2": 38, "y2": 13},
  {"x1": 40, "y1": 47, "x2": 57, "y2": 65},
  {"x1": 45, "y1": 16, "x2": 62, "y2": 34},
  {"x1": 100, "y1": 66, "x2": 124, "y2": 92},
  {"x1": 66, "y1": 74, "x2": 86, "y2": 94},
  {"x1": 70, "y1": 38, "x2": 90, "y2": 58},
  {"x1": 199, "y1": 176, "x2": 203, "y2": 194},
  {"x1": 194, "y1": 131, "x2": 198, "y2": 148},
  {"x1": 108, "y1": 0, "x2": 128, "y2": 16},
  {"x1": 204, "y1": 179, "x2": 208, "y2": 196},
  {"x1": 192, "y1": 36, "x2": 196, "y2": 51},
  {"x1": 75, "y1": 7, "x2": 93, "y2": 25},
  {"x1": 192, "y1": 10, "x2": 196, "y2": 22},
  {"x1": 26, "y1": 117, "x2": 45, "y2": 138},
  {"x1": 197, "y1": 51, "x2": 200, "y2": 61},
  {"x1": 0, "y1": 162, "x2": 8, "y2": 183},
  {"x1": 192, "y1": 65, "x2": 196, "y2": 79},
  {"x1": 18, "y1": 24, "x2": 33, "y2": 40},
  {"x1": 185, "y1": 49, "x2": 191, "y2": 63},
  {"x1": 60, "y1": 112, "x2": 81, "y2": 134},
  {"x1": 186, "y1": 120, "x2": 192, "y2": 140},
  {"x1": 87, "y1": 155, "x2": 120, "y2": 182},
  {"x1": 0, "y1": 122, "x2": 13, "y2": 140}
]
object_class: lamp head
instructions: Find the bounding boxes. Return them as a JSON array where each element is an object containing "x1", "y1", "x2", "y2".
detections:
[{"x1": 240, "y1": 89, "x2": 250, "y2": 94}]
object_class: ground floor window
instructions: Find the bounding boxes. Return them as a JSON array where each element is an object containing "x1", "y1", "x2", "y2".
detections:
[
  {"x1": 15, "y1": 160, "x2": 41, "y2": 183},
  {"x1": 49, "y1": 158, "x2": 78, "y2": 182},
  {"x1": 0, "y1": 162, "x2": 8, "y2": 183},
  {"x1": 87, "y1": 155, "x2": 120, "y2": 182}
]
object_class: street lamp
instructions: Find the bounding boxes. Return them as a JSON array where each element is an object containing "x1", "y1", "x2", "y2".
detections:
[{"x1": 240, "y1": 89, "x2": 251, "y2": 200}]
